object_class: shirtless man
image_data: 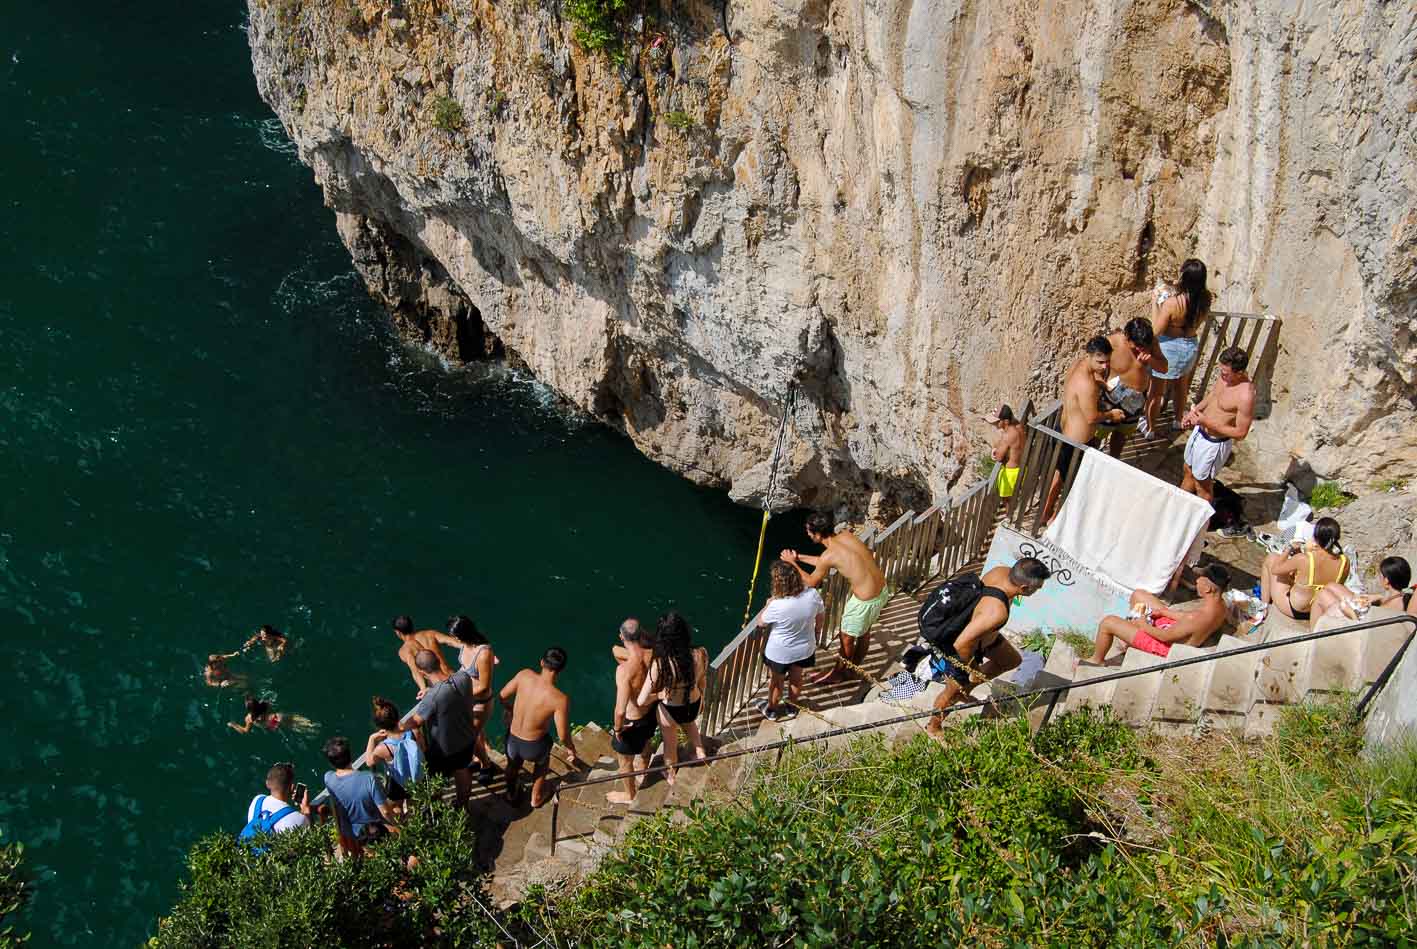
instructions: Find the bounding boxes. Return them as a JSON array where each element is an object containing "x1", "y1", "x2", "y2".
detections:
[
  {"x1": 985, "y1": 404, "x2": 1025, "y2": 510},
  {"x1": 391, "y1": 615, "x2": 451, "y2": 692},
  {"x1": 782, "y1": 511, "x2": 888, "y2": 685},
  {"x1": 607, "y1": 623, "x2": 657, "y2": 804},
  {"x1": 1096, "y1": 318, "x2": 1167, "y2": 456},
  {"x1": 1179, "y1": 346, "x2": 1255, "y2": 502},
  {"x1": 499, "y1": 648, "x2": 584, "y2": 807},
  {"x1": 1042, "y1": 335, "x2": 1112, "y2": 523},
  {"x1": 1086, "y1": 564, "x2": 1230, "y2": 663},
  {"x1": 925, "y1": 558, "x2": 1050, "y2": 735}
]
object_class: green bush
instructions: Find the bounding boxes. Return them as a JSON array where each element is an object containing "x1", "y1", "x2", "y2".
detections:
[
  {"x1": 1308, "y1": 480, "x2": 1355, "y2": 510},
  {"x1": 431, "y1": 95, "x2": 465, "y2": 132},
  {"x1": 531, "y1": 706, "x2": 1417, "y2": 945},
  {"x1": 0, "y1": 836, "x2": 30, "y2": 947},
  {"x1": 976, "y1": 452, "x2": 997, "y2": 480},
  {"x1": 152, "y1": 778, "x2": 503, "y2": 947},
  {"x1": 662, "y1": 110, "x2": 695, "y2": 131},
  {"x1": 564, "y1": 0, "x2": 638, "y2": 63}
]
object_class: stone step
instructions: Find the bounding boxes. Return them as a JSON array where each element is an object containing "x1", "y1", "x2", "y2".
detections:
[
  {"x1": 1199, "y1": 634, "x2": 1260, "y2": 729},
  {"x1": 1151, "y1": 643, "x2": 1212, "y2": 724},
  {"x1": 1356, "y1": 606, "x2": 1411, "y2": 684},
  {"x1": 1253, "y1": 631, "x2": 1313, "y2": 705},
  {"x1": 1307, "y1": 616, "x2": 1364, "y2": 696},
  {"x1": 1109, "y1": 648, "x2": 1164, "y2": 725},
  {"x1": 1058, "y1": 660, "x2": 1118, "y2": 716}
]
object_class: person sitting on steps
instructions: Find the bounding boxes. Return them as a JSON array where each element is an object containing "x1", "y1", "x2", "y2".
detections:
[
  {"x1": 925, "y1": 558, "x2": 1050, "y2": 736},
  {"x1": 1309, "y1": 555, "x2": 1410, "y2": 627},
  {"x1": 782, "y1": 510, "x2": 888, "y2": 686},
  {"x1": 1085, "y1": 564, "x2": 1231, "y2": 663},
  {"x1": 1260, "y1": 517, "x2": 1349, "y2": 622}
]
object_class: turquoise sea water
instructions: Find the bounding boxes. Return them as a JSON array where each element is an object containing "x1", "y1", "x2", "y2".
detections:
[{"x1": 2, "y1": 5, "x2": 799, "y2": 943}]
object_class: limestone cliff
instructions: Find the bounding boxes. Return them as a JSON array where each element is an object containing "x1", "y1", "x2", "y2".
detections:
[{"x1": 247, "y1": 0, "x2": 1417, "y2": 513}]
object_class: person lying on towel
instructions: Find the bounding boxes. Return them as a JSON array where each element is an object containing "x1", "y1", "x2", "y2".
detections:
[{"x1": 1084, "y1": 564, "x2": 1230, "y2": 664}]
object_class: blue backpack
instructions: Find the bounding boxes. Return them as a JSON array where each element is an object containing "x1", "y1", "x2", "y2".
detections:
[
  {"x1": 239, "y1": 795, "x2": 297, "y2": 850},
  {"x1": 382, "y1": 730, "x2": 424, "y2": 788}
]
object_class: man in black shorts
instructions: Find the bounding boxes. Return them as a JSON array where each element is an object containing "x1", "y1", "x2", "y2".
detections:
[
  {"x1": 607, "y1": 622, "x2": 657, "y2": 804},
  {"x1": 406, "y1": 649, "x2": 476, "y2": 806},
  {"x1": 925, "y1": 558, "x2": 1050, "y2": 736}
]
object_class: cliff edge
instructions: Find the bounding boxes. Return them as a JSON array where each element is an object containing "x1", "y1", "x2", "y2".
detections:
[{"x1": 247, "y1": 0, "x2": 1417, "y2": 512}]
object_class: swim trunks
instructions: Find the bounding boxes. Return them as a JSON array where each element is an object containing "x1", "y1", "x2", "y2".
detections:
[
  {"x1": 1183, "y1": 426, "x2": 1232, "y2": 481},
  {"x1": 1095, "y1": 376, "x2": 1145, "y2": 437},
  {"x1": 1154, "y1": 335, "x2": 1199, "y2": 380},
  {"x1": 1130, "y1": 628, "x2": 1171, "y2": 658},
  {"x1": 996, "y1": 465, "x2": 1021, "y2": 498},
  {"x1": 505, "y1": 731, "x2": 553, "y2": 766},
  {"x1": 610, "y1": 712, "x2": 658, "y2": 756},
  {"x1": 841, "y1": 585, "x2": 892, "y2": 637},
  {"x1": 426, "y1": 743, "x2": 475, "y2": 776}
]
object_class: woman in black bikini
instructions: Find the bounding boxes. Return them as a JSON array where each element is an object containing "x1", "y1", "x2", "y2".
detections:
[
  {"x1": 434, "y1": 615, "x2": 499, "y2": 780},
  {"x1": 639, "y1": 611, "x2": 708, "y2": 783},
  {"x1": 1261, "y1": 517, "x2": 1350, "y2": 621}
]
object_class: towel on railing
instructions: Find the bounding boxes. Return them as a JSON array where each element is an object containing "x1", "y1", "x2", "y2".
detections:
[{"x1": 1043, "y1": 449, "x2": 1213, "y2": 594}]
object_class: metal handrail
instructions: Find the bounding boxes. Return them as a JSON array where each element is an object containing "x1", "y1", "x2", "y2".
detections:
[{"x1": 547, "y1": 613, "x2": 1417, "y2": 853}]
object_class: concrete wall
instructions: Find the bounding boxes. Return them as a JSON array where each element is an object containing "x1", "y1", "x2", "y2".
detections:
[{"x1": 1363, "y1": 620, "x2": 1417, "y2": 756}]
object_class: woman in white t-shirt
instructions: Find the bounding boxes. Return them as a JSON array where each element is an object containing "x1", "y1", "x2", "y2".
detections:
[{"x1": 754, "y1": 561, "x2": 825, "y2": 722}]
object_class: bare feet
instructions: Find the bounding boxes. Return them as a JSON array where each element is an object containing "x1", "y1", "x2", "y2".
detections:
[
  {"x1": 693, "y1": 746, "x2": 707, "y2": 762},
  {"x1": 665, "y1": 768, "x2": 677, "y2": 787},
  {"x1": 530, "y1": 792, "x2": 551, "y2": 808},
  {"x1": 606, "y1": 790, "x2": 635, "y2": 805}
]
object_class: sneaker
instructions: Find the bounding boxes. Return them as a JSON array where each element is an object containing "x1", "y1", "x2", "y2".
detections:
[
  {"x1": 753, "y1": 698, "x2": 771, "y2": 717},
  {"x1": 763, "y1": 704, "x2": 798, "y2": 723},
  {"x1": 1219, "y1": 522, "x2": 1250, "y2": 538}
]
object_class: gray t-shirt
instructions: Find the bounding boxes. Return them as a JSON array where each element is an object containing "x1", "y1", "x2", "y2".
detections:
[
  {"x1": 761, "y1": 588, "x2": 824, "y2": 664},
  {"x1": 413, "y1": 669, "x2": 476, "y2": 758},
  {"x1": 323, "y1": 770, "x2": 385, "y2": 839}
]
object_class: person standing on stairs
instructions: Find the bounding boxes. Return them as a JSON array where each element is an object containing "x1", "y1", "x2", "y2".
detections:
[
  {"x1": 1043, "y1": 335, "x2": 1112, "y2": 523},
  {"x1": 500, "y1": 648, "x2": 584, "y2": 808},
  {"x1": 606, "y1": 622, "x2": 658, "y2": 805},
  {"x1": 1260, "y1": 517, "x2": 1350, "y2": 621},
  {"x1": 405, "y1": 650, "x2": 477, "y2": 808},
  {"x1": 782, "y1": 510, "x2": 888, "y2": 686},
  {"x1": 1096, "y1": 318, "x2": 1167, "y2": 454},
  {"x1": 754, "y1": 560, "x2": 825, "y2": 722},
  {"x1": 1146, "y1": 258, "x2": 1212, "y2": 436},
  {"x1": 1085, "y1": 564, "x2": 1231, "y2": 663},
  {"x1": 1179, "y1": 346, "x2": 1255, "y2": 503},
  {"x1": 430, "y1": 615, "x2": 500, "y2": 782},
  {"x1": 924, "y1": 558, "x2": 1049, "y2": 736},
  {"x1": 985, "y1": 404, "x2": 1025, "y2": 510},
  {"x1": 641, "y1": 611, "x2": 710, "y2": 781},
  {"x1": 391, "y1": 615, "x2": 452, "y2": 692}
]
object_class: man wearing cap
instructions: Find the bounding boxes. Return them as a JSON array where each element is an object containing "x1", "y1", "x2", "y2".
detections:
[{"x1": 985, "y1": 404, "x2": 1025, "y2": 507}]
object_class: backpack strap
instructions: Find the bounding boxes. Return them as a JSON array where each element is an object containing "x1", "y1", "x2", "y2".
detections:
[
  {"x1": 260, "y1": 804, "x2": 298, "y2": 830},
  {"x1": 980, "y1": 587, "x2": 1011, "y2": 609}
]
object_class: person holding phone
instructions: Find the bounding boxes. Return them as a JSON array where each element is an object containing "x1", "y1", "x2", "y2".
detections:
[{"x1": 242, "y1": 761, "x2": 311, "y2": 838}]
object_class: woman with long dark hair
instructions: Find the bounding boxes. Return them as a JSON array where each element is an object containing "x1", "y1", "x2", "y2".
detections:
[
  {"x1": 1261, "y1": 517, "x2": 1350, "y2": 621},
  {"x1": 1146, "y1": 258, "x2": 1212, "y2": 435},
  {"x1": 638, "y1": 611, "x2": 708, "y2": 784},
  {"x1": 433, "y1": 615, "x2": 499, "y2": 779},
  {"x1": 1310, "y1": 555, "x2": 1412, "y2": 628}
]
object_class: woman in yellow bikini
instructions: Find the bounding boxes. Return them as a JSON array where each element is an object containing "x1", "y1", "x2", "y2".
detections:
[{"x1": 1260, "y1": 517, "x2": 1349, "y2": 621}]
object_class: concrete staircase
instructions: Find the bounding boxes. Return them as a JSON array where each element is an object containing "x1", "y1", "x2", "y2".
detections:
[{"x1": 1043, "y1": 605, "x2": 1410, "y2": 738}]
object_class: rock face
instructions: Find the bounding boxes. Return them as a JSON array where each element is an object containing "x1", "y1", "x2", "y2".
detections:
[{"x1": 246, "y1": 0, "x2": 1417, "y2": 513}]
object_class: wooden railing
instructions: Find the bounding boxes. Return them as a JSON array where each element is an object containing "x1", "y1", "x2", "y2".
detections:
[
  {"x1": 702, "y1": 493, "x2": 1000, "y2": 735},
  {"x1": 1191, "y1": 311, "x2": 1281, "y2": 407}
]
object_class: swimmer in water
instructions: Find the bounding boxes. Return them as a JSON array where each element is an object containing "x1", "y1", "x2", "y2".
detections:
[
  {"x1": 243, "y1": 624, "x2": 288, "y2": 662},
  {"x1": 204, "y1": 651, "x2": 243, "y2": 688},
  {"x1": 228, "y1": 695, "x2": 318, "y2": 735}
]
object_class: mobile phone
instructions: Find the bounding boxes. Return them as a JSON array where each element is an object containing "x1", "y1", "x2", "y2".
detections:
[{"x1": 293, "y1": 782, "x2": 308, "y2": 803}]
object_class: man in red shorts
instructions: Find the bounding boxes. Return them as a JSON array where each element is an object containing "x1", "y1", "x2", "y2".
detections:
[{"x1": 1084, "y1": 564, "x2": 1230, "y2": 663}]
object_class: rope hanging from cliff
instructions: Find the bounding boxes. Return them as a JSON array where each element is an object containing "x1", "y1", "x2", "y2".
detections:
[{"x1": 741, "y1": 381, "x2": 798, "y2": 626}]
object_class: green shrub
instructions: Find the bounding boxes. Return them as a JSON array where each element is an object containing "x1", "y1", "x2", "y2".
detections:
[
  {"x1": 153, "y1": 778, "x2": 503, "y2": 947},
  {"x1": 662, "y1": 110, "x2": 695, "y2": 131},
  {"x1": 564, "y1": 0, "x2": 638, "y2": 63},
  {"x1": 1055, "y1": 627, "x2": 1096, "y2": 658},
  {"x1": 1373, "y1": 477, "x2": 1409, "y2": 494},
  {"x1": 0, "y1": 836, "x2": 30, "y2": 946},
  {"x1": 976, "y1": 452, "x2": 997, "y2": 480},
  {"x1": 431, "y1": 95, "x2": 465, "y2": 132},
  {"x1": 1308, "y1": 480, "x2": 1355, "y2": 510}
]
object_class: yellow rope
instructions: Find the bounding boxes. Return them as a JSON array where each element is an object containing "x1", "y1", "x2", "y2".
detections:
[{"x1": 741, "y1": 509, "x2": 772, "y2": 626}]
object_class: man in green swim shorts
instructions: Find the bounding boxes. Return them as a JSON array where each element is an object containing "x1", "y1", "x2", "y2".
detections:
[{"x1": 782, "y1": 511, "x2": 889, "y2": 685}]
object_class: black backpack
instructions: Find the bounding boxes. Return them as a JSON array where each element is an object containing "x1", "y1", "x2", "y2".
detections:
[{"x1": 916, "y1": 573, "x2": 1010, "y2": 652}]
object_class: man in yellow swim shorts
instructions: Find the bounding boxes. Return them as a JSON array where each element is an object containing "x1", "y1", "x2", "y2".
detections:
[
  {"x1": 984, "y1": 404, "x2": 1024, "y2": 506},
  {"x1": 782, "y1": 511, "x2": 889, "y2": 686}
]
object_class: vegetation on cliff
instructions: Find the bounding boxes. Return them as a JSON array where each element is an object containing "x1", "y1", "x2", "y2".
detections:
[
  {"x1": 150, "y1": 705, "x2": 1417, "y2": 945},
  {"x1": 0, "y1": 837, "x2": 30, "y2": 948}
]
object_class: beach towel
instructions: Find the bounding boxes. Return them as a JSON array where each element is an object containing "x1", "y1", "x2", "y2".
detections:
[{"x1": 1044, "y1": 449, "x2": 1214, "y2": 594}]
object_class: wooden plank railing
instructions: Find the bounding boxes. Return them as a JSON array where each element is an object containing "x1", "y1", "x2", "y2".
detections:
[
  {"x1": 1190, "y1": 311, "x2": 1281, "y2": 412},
  {"x1": 703, "y1": 494, "x2": 999, "y2": 735}
]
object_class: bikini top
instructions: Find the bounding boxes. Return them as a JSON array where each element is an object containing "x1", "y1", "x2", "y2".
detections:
[
  {"x1": 1304, "y1": 551, "x2": 1347, "y2": 592},
  {"x1": 459, "y1": 644, "x2": 498, "y2": 680},
  {"x1": 662, "y1": 649, "x2": 706, "y2": 706}
]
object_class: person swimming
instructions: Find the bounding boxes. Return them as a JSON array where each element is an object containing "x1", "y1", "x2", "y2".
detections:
[
  {"x1": 203, "y1": 652, "x2": 243, "y2": 688},
  {"x1": 243, "y1": 624, "x2": 288, "y2": 662},
  {"x1": 228, "y1": 695, "x2": 317, "y2": 735}
]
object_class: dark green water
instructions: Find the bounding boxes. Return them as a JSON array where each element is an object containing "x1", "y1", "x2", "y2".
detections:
[{"x1": 2, "y1": 5, "x2": 798, "y2": 944}]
